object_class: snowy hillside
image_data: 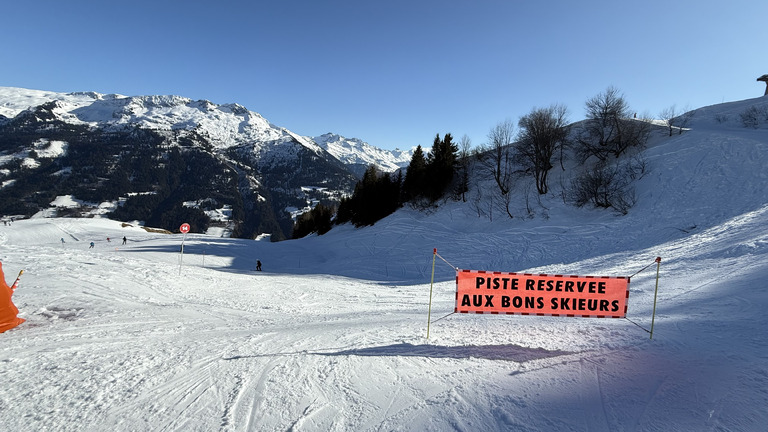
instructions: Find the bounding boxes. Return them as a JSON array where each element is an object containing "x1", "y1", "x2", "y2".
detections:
[{"x1": 1, "y1": 97, "x2": 767, "y2": 431}]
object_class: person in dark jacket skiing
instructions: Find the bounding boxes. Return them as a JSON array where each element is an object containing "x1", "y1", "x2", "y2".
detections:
[
  {"x1": 122, "y1": 236, "x2": 127, "y2": 245},
  {"x1": 256, "y1": 260, "x2": 262, "y2": 271}
]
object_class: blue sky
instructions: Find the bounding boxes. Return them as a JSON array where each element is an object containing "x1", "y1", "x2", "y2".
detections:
[{"x1": 2, "y1": 1, "x2": 766, "y2": 150}]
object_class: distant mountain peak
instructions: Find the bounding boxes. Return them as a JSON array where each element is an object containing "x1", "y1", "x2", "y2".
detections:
[{"x1": 312, "y1": 132, "x2": 412, "y2": 176}]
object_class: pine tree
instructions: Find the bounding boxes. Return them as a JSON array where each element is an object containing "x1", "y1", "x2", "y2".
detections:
[
  {"x1": 292, "y1": 203, "x2": 334, "y2": 238},
  {"x1": 402, "y1": 145, "x2": 427, "y2": 202},
  {"x1": 425, "y1": 133, "x2": 458, "y2": 201},
  {"x1": 334, "y1": 165, "x2": 402, "y2": 227}
]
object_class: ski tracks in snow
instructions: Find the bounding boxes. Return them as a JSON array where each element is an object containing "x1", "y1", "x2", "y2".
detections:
[{"x1": 577, "y1": 357, "x2": 612, "y2": 431}]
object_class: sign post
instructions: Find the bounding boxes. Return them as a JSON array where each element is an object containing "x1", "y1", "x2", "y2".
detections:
[
  {"x1": 649, "y1": 257, "x2": 662, "y2": 339},
  {"x1": 426, "y1": 248, "x2": 437, "y2": 339},
  {"x1": 179, "y1": 223, "x2": 190, "y2": 275}
]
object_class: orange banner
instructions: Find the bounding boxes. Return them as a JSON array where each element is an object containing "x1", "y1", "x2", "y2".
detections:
[{"x1": 455, "y1": 269, "x2": 629, "y2": 318}]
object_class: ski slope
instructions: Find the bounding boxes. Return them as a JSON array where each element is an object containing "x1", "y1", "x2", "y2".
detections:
[{"x1": 1, "y1": 97, "x2": 767, "y2": 431}]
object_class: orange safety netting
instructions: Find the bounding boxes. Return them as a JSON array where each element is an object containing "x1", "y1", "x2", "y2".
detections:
[{"x1": 0, "y1": 262, "x2": 25, "y2": 333}]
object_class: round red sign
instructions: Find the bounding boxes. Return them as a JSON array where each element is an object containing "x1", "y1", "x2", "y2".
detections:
[{"x1": 180, "y1": 223, "x2": 190, "y2": 233}]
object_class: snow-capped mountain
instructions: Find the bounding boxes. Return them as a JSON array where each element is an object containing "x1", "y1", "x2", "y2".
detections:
[
  {"x1": 312, "y1": 133, "x2": 412, "y2": 177},
  {"x1": 0, "y1": 87, "x2": 410, "y2": 170},
  {"x1": 0, "y1": 89, "x2": 281, "y2": 147},
  {"x1": 0, "y1": 87, "x2": 408, "y2": 240}
]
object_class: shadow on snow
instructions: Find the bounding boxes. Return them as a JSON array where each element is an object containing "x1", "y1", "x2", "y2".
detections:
[{"x1": 223, "y1": 342, "x2": 572, "y2": 363}]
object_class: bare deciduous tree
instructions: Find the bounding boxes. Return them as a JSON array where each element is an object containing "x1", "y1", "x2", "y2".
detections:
[
  {"x1": 576, "y1": 86, "x2": 649, "y2": 161},
  {"x1": 515, "y1": 104, "x2": 570, "y2": 194},
  {"x1": 568, "y1": 157, "x2": 644, "y2": 215},
  {"x1": 660, "y1": 104, "x2": 694, "y2": 136},
  {"x1": 672, "y1": 107, "x2": 694, "y2": 134},
  {"x1": 659, "y1": 105, "x2": 679, "y2": 136},
  {"x1": 739, "y1": 106, "x2": 768, "y2": 128},
  {"x1": 479, "y1": 119, "x2": 515, "y2": 195}
]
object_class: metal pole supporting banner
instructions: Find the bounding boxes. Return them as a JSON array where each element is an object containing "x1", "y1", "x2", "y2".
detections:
[
  {"x1": 649, "y1": 257, "x2": 661, "y2": 339},
  {"x1": 427, "y1": 248, "x2": 437, "y2": 339}
]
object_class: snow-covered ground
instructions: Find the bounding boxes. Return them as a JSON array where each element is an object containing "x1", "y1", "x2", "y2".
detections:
[{"x1": 1, "y1": 97, "x2": 767, "y2": 431}]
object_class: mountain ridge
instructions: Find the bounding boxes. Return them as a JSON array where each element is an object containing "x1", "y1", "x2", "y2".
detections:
[
  {"x1": 0, "y1": 86, "x2": 411, "y2": 170},
  {"x1": 0, "y1": 86, "x2": 412, "y2": 239}
]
